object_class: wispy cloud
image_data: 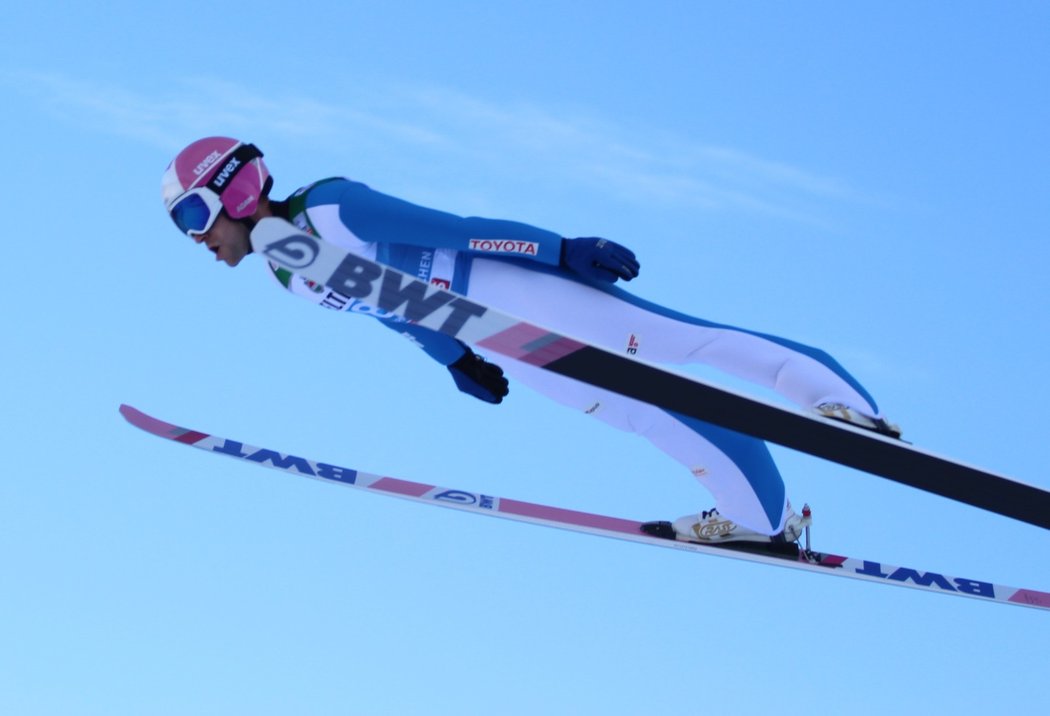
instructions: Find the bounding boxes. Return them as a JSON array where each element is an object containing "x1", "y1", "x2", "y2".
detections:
[
  {"x1": 5, "y1": 71, "x2": 380, "y2": 149},
  {"x1": 398, "y1": 86, "x2": 863, "y2": 220},
  {"x1": 4, "y1": 70, "x2": 865, "y2": 224}
]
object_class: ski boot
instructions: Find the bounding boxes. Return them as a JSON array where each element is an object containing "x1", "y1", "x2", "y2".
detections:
[
  {"x1": 815, "y1": 402, "x2": 902, "y2": 439},
  {"x1": 641, "y1": 505, "x2": 812, "y2": 558}
]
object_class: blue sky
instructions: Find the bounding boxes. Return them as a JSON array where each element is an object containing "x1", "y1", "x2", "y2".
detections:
[{"x1": 2, "y1": 1, "x2": 1049, "y2": 713}]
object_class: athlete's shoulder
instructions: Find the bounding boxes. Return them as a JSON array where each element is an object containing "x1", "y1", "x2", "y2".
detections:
[
  {"x1": 289, "y1": 175, "x2": 354, "y2": 203},
  {"x1": 287, "y1": 176, "x2": 365, "y2": 207}
]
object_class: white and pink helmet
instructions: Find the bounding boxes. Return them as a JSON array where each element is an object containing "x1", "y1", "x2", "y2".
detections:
[{"x1": 161, "y1": 136, "x2": 271, "y2": 236}]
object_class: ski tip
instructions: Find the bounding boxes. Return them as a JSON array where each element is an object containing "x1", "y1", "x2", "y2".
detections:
[
  {"x1": 118, "y1": 404, "x2": 210, "y2": 443},
  {"x1": 119, "y1": 404, "x2": 152, "y2": 430},
  {"x1": 118, "y1": 403, "x2": 156, "y2": 431},
  {"x1": 119, "y1": 404, "x2": 148, "y2": 424}
]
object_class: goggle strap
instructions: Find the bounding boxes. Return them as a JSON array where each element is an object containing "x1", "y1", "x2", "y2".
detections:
[{"x1": 204, "y1": 143, "x2": 263, "y2": 196}]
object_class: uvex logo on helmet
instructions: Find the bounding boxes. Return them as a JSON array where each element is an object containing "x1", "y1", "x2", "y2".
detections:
[
  {"x1": 212, "y1": 157, "x2": 242, "y2": 189},
  {"x1": 192, "y1": 150, "x2": 223, "y2": 177}
]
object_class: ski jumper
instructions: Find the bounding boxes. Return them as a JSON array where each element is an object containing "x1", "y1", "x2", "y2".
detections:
[{"x1": 267, "y1": 178, "x2": 881, "y2": 534}]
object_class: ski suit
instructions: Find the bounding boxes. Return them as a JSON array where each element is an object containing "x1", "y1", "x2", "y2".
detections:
[{"x1": 266, "y1": 178, "x2": 881, "y2": 534}]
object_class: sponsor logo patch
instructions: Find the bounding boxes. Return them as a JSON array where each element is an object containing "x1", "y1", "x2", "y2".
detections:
[
  {"x1": 626, "y1": 334, "x2": 640, "y2": 355},
  {"x1": 433, "y1": 490, "x2": 496, "y2": 509},
  {"x1": 468, "y1": 238, "x2": 539, "y2": 256},
  {"x1": 695, "y1": 517, "x2": 735, "y2": 539},
  {"x1": 299, "y1": 277, "x2": 326, "y2": 294}
]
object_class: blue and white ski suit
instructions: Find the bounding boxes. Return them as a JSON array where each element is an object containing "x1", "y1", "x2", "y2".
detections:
[{"x1": 267, "y1": 178, "x2": 881, "y2": 534}]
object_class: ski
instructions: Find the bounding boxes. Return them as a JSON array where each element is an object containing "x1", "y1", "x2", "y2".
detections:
[
  {"x1": 248, "y1": 217, "x2": 1050, "y2": 530},
  {"x1": 120, "y1": 404, "x2": 1050, "y2": 612}
]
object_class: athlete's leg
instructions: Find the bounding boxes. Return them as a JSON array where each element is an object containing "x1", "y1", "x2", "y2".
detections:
[
  {"x1": 467, "y1": 258, "x2": 881, "y2": 417},
  {"x1": 499, "y1": 357, "x2": 790, "y2": 534}
]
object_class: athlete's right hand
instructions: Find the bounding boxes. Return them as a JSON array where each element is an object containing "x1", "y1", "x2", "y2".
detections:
[
  {"x1": 561, "y1": 237, "x2": 640, "y2": 283},
  {"x1": 448, "y1": 347, "x2": 509, "y2": 404}
]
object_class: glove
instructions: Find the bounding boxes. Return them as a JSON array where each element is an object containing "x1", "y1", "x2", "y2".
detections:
[
  {"x1": 561, "y1": 237, "x2": 640, "y2": 283},
  {"x1": 448, "y1": 346, "x2": 509, "y2": 404}
]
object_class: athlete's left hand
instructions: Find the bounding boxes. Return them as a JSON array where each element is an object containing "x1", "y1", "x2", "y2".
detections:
[
  {"x1": 448, "y1": 347, "x2": 509, "y2": 404},
  {"x1": 561, "y1": 237, "x2": 640, "y2": 283}
]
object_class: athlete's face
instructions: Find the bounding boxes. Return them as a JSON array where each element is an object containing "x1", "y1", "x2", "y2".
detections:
[{"x1": 193, "y1": 212, "x2": 251, "y2": 267}]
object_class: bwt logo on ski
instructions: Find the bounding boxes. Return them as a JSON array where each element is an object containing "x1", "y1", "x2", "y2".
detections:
[
  {"x1": 262, "y1": 237, "x2": 489, "y2": 336},
  {"x1": 854, "y1": 561, "x2": 996, "y2": 598},
  {"x1": 211, "y1": 440, "x2": 358, "y2": 484},
  {"x1": 468, "y1": 238, "x2": 539, "y2": 256},
  {"x1": 326, "y1": 253, "x2": 486, "y2": 336}
]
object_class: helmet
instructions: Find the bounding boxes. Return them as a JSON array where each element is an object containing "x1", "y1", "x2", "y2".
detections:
[{"x1": 161, "y1": 136, "x2": 271, "y2": 235}]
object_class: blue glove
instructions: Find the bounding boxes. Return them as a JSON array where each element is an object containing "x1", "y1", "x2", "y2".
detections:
[
  {"x1": 561, "y1": 237, "x2": 640, "y2": 283},
  {"x1": 448, "y1": 346, "x2": 509, "y2": 404}
]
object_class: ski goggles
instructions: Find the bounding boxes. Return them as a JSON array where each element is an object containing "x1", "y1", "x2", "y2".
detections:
[
  {"x1": 169, "y1": 187, "x2": 225, "y2": 237},
  {"x1": 167, "y1": 143, "x2": 263, "y2": 237}
]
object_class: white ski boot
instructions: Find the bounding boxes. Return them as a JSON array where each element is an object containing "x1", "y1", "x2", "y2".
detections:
[{"x1": 641, "y1": 505, "x2": 811, "y2": 546}]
